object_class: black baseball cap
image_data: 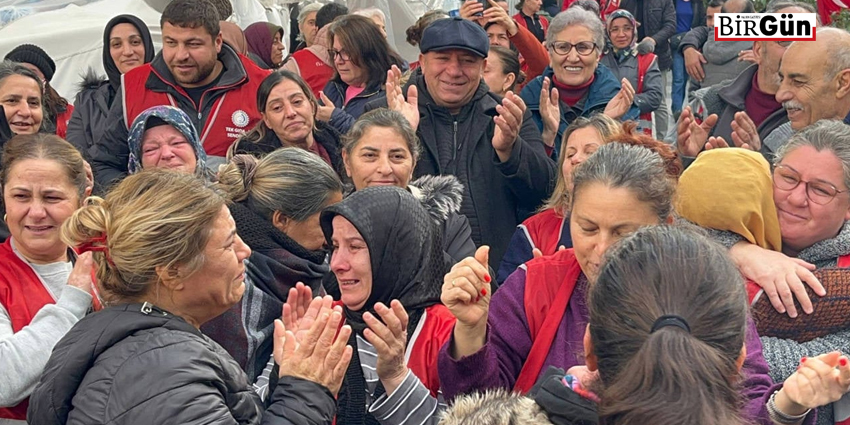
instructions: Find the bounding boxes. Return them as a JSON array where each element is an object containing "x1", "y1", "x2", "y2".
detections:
[{"x1": 420, "y1": 17, "x2": 489, "y2": 58}]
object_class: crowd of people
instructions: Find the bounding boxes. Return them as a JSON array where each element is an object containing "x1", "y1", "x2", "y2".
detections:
[{"x1": 2, "y1": 0, "x2": 850, "y2": 423}]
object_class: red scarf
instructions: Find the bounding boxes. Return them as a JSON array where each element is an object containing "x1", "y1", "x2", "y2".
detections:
[{"x1": 553, "y1": 74, "x2": 596, "y2": 107}]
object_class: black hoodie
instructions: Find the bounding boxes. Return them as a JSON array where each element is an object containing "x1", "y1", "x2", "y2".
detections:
[
  {"x1": 65, "y1": 14, "x2": 154, "y2": 159},
  {"x1": 27, "y1": 303, "x2": 338, "y2": 425}
]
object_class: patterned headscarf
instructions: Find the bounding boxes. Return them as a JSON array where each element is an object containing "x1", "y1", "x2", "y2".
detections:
[
  {"x1": 127, "y1": 105, "x2": 206, "y2": 175},
  {"x1": 605, "y1": 9, "x2": 638, "y2": 59}
]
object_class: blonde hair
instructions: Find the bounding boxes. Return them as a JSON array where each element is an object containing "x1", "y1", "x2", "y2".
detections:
[
  {"x1": 543, "y1": 114, "x2": 622, "y2": 215},
  {"x1": 61, "y1": 169, "x2": 225, "y2": 305}
]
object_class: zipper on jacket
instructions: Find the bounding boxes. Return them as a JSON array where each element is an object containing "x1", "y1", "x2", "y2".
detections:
[{"x1": 452, "y1": 120, "x2": 458, "y2": 161}]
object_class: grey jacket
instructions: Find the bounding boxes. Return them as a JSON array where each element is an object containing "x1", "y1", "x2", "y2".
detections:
[
  {"x1": 600, "y1": 52, "x2": 663, "y2": 114},
  {"x1": 687, "y1": 64, "x2": 788, "y2": 162},
  {"x1": 761, "y1": 222, "x2": 850, "y2": 425},
  {"x1": 702, "y1": 39, "x2": 753, "y2": 87}
]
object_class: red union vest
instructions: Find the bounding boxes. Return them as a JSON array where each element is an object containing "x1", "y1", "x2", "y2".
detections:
[
  {"x1": 121, "y1": 54, "x2": 268, "y2": 157},
  {"x1": 291, "y1": 49, "x2": 334, "y2": 99},
  {"x1": 636, "y1": 53, "x2": 657, "y2": 136},
  {"x1": 0, "y1": 238, "x2": 58, "y2": 420}
]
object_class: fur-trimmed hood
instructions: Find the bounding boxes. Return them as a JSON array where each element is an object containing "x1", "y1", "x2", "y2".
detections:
[
  {"x1": 409, "y1": 174, "x2": 464, "y2": 225},
  {"x1": 77, "y1": 67, "x2": 108, "y2": 93}
]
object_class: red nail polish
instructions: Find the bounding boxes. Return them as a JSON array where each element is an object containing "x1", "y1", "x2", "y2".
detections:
[
  {"x1": 481, "y1": 288, "x2": 488, "y2": 296},
  {"x1": 475, "y1": 296, "x2": 481, "y2": 303},
  {"x1": 484, "y1": 275, "x2": 491, "y2": 283},
  {"x1": 801, "y1": 357, "x2": 807, "y2": 363},
  {"x1": 841, "y1": 358, "x2": 848, "y2": 367}
]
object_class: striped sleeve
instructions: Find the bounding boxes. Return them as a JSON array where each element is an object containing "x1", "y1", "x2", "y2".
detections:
[{"x1": 367, "y1": 369, "x2": 445, "y2": 425}]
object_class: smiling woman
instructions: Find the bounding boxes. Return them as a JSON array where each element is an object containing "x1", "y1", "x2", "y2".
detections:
[
  {"x1": 0, "y1": 134, "x2": 92, "y2": 422},
  {"x1": 0, "y1": 61, "x2": 43, "y2": 136}
]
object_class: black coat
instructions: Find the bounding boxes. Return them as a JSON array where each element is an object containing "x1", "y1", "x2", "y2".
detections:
[
  {"x1": 366, "y1": 69, "x2": 556, "y2": 269},
  {"x1": 620, "y1": 0, "x2": 678, "y2": 70},
  {"x1": 66, "y1": 74, "x2": 112, "y2": 161},
  {"x1": 27, "y1": 303, "x2": 337, "y2": 425}
]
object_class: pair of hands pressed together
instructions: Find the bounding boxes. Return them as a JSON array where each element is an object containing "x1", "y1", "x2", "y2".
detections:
[
  {"x1": 677, "y1": 107, "x2": 762, "y2": 157},
  {"x1": 277, "y1": 283, "x2": 410, "y2": 395},
  {"x1": 537, "y1": 76, "x2": 634, "y2": 147},
  {"x1": 385, "y1": 64, "x2": 525, "y2": 162}
]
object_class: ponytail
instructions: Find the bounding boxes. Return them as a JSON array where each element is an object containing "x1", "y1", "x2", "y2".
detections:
[{"x1": 588, "y1": 225, "x2": 748, "y2": 425}]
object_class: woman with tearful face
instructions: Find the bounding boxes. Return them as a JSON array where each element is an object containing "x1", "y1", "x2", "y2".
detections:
[
  {"x1": 126, "y1": 105, "x2": 211, "y2": 179},
  {"x1": 306, "y1": 186, "x2": 455, "y2": 424}
]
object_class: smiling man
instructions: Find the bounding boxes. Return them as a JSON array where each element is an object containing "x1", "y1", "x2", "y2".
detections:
[
  {"x1": 91, "y1": 0, "x2": 269, "y2": 190},
  {"x1": 776, "y1": 28, "x2": 850, "y2": 132},
  {"x1": 370, "y1": 17, "x2": 555, "y2": 270}
]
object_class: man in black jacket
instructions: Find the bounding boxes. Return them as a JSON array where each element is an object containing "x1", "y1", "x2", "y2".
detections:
[
  {"x1": 91, "y1": 0, "x2": 269, "y2": 190},
  {"x1": 371, "y1": 17, "x2": 556, "y2": 270}
]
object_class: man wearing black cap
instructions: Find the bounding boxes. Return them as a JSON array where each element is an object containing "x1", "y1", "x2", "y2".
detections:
[{"x1": 373, "y1": 16, "x2": 555, "y2": 270}]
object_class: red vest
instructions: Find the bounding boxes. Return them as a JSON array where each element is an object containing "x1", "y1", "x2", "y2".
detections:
[
  {"x1": 513, "y1": 12, "x2": 549, "y2": 35},
  {"x1": 121, "y1": 54, "x2": 268, "y2": 156},
  {"x1": 636, "y1": 53, "x2": 657, "y2": 136},
  {"x1": 519, "y1": 208, "x2": 569, "y2": 258},
  {"x1": 0, "y1": 238, "x2": 58, "y2": 420},
  {"x1": 334, "y1": 302, "x2": 455, "y2": 398},
  {"x1": 55, "y1": 104, "x2": 74, "y2": 140},
  {"x1": 291, "y1": 49, "x2": 334, "y2": 99}
]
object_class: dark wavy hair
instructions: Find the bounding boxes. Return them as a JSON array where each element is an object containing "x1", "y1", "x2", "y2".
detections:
[{"x1": 327, "y1": 15, "x2": 405, "y2": 90}]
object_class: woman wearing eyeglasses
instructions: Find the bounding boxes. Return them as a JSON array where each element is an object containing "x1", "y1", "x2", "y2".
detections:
[
  {"x1": 316, "y1": 15, "x2": 405, "y2": 135},
  {"x1": 520, "y1": 7, "x2": 641, "y2": 158},
  {"x1": 698, "y1": 120, "x2": 850, "y2": 424}
]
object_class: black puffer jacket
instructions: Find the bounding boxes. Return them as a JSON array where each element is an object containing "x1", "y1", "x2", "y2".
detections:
[
  {"x1": 66, "y1": 14, "x2": 154, "y2": 161},
  {"x1": 27, "y1": 303, "x2": 337, "y2": 425},
  {"x1": 619, "y1": 0, "x2": 677, "y2": 71}
]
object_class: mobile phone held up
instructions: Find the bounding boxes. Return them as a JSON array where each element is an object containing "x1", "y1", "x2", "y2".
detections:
[{"x1": 474, "y1": 0, "x2": 490, "y2": 17}]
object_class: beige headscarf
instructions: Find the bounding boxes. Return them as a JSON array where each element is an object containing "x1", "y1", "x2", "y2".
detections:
[
  {"x1": 220, "y1": 21, "x2": 248, "y2": 55},
  {"x1": 676, "y1": 148, "x2": 782, "y2": 251}
]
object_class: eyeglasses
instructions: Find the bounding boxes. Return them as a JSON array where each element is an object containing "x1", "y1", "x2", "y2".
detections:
[
  {"x1": 773, "y1": 164, "x2": 847, "y2": 205},
  {"x1": 549, "y1": 41, "x2": 597, "y2": 56},
  {"x1": 328, "y1": 49, "x2": 351, "y2": 62}
]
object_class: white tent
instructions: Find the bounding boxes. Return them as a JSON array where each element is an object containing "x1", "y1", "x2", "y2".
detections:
[{"x1": 0, "y1": 0, "x2": 529, "y2": 100}]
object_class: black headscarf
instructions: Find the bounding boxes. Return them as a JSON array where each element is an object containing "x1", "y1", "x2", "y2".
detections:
[
  {"x1": 320, "y1": 186, "x2": 447, "y2": 425},
  {"x1": 103, "y1": 14, "x2": 155, "y2": 91}
]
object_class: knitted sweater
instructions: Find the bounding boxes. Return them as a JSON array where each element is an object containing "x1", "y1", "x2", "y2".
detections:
[{"x1": 760, "y1": 222, "x2": 850, "y2": 425}]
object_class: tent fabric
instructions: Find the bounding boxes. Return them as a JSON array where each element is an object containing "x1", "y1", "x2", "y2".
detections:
[{"x1": 0, "y1": 0, "x2": 525, "y2": 100}]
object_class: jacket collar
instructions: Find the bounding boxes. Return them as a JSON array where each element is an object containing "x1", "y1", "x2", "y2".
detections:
[
  {"x1": 146, "y1": 44, "x2": 248, "y2": 95},
  {"x1": 717, "y1": 64, "x2": 759, "y2": 109}
]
